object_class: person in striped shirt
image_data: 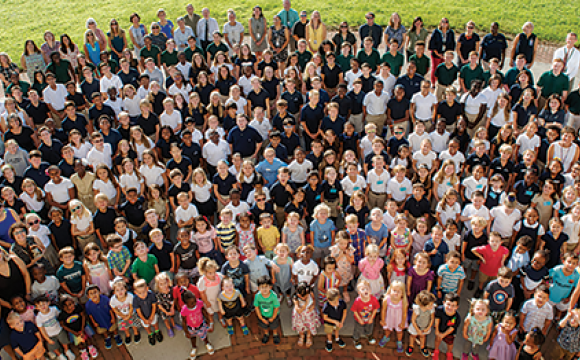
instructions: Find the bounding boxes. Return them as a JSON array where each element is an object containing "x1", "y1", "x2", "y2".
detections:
[{"x1": 436, "y1": 251, "x2": 466, "y2": 299}]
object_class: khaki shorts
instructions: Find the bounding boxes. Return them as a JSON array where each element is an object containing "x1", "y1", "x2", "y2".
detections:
[
  {"x1": 95, "y1": 322, "x2": 118, "y2": 335},
  {"x1": 324, "y1": 323, "x2": 338, "y2": 334},
  {"x1": 313, "y1": 247, "x2": 330, "y2": 260},
  {"x1": 559, "y1": 346, "x2": 578, "y2": 360},
  {"x1": 478, "y1": 272, "x2": 496, "y2": 286}
]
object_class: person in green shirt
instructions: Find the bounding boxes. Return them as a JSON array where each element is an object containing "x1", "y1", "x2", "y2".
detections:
[
  {"x1": 434, "y1": 51, "x2": 459, "y2": 101},
  {"x1": 408, "y1": 41, "x2": 430, "y2": 77},
  {"x1": 161, "y1": 39, "x2": 179, "y2": 73},
  {"x1": 537, "y1": 58, "x2": 569, "y2": 109},
  {"x1": 295, "y1": 39, "x2": 313, "y2": 71},
  {"x1": 5, "y1": 73, "x2": 30, "y2": 96},
  {"x1": 131, "y1": 241, "x2": 159, "y2": 285},
  {"x1": 254, "y1": 276, "x2": 281, "y2": 344},
  {"x1": 356, "y1": 37, "x2": 380, "y2": 72},
  {"x1": 459, "y1": 51, "x2": 484, "y2": 93},
  {"x1": 481, "y1": 58, "x2": 505, "y2": 87},
  {"x1": 336, "y1": 43, "x2": 353, "y2": 73},
  {"x1": 381, "y1": 39, "x2": 405, "y2": 77},
  {"x1": 139, "y1": 36, "x2": 161, "y2": 68},
  {"x1": 206, "y1": 31, "x2": 229, "y2": 63},
  {"x1": 184, "y1": 36, "x2": 205, "y2": 62},
  {"x1": 46, "y1": 52, "x2": 74, "y2": 84}
]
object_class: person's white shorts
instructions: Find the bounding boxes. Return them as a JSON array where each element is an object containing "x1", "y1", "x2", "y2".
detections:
[
  {"x1": 140, "y1": 314, "x2": 158, "y2": 328},
  {"x1": 408, "y1": 323, "x2": 432, "y2": 336},
  {"x1": 549, "y1": 299, "x2": 570, "y2": 312}
]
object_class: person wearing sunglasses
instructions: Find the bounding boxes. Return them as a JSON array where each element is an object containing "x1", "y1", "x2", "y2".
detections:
[
  {"x1": 358, "y1": 12, "x2": 382, "y2": 49},
  {"x1": 10, "y1": 221, "x2": 55, "y2": 273},
  {"x1": 107, "y1": 19, "x2": 127, "y2": 63},
  {"x1": 457, "y1": 21, "x2": 480, "y2": 68},
  {"x1": 428, "y1": 18, "x2": 455, "y2": 86},
  {"x1": 149, "y1": 22, "x2": 168, "y2": 52}
]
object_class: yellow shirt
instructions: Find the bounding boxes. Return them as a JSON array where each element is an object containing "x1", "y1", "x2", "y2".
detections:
[{"x1": 257, "y1": 226, "x2": 280, "y2": 251}]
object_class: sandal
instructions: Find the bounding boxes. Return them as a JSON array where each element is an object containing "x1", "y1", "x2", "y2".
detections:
[
  {"x1": 305, "y1": 334, "x2": 313, "y2": 348},
  {"x1": 297, "y1": 335, "x2": 304, "y2": 347}
]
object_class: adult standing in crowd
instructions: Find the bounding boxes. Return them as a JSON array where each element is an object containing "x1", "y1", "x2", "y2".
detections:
[
  {"x1": 383, "y1": 12, "x2": 406, "y2": 53},
  {"x1": 223, "y1": 10, "x2": 245, "y2": 58},
  {"x1": 278, "y1": 0, "x2": 299, "y2": 53},
  {"x1": 174, "y1": 17, "x2": 194, "y2": 53},
  {"x1": 129, "y1": 13, "x2": 148, "y2": 56},
  {"x1": 305, "y1": 11, "x2": 326, "y2": 54},
  {"x1": 156, "y1": 8, "x2": 174, "y2": 40},
  {"x1": 479, "y1": 22, "x2": 507, "y2": 70},
  {"x1": 553, "y1": 32, "x2": 580, "y2": 89},
  {"x1": 20, "y1": 40, "x2": 45, "y2": 83},
  {"x1": 291, "y1": 10, "x2": 309, "y2": 48},
  {"x1": 456, "y1": 20, "x2": 480, "y2": 68},
  {"x1": 86, "y1": 18, "x2": 107, "y2": 52},
  {"x1": 332, "y1": 22, "x2": 357, "y2": 56},
  {"x1": 249, "y1": 6, "x2": 268, "y2": 60},
  {"x1": 107, "y1": 19, "x2": 127, "y2": 63},
  {"x1": 428, "y1": 18, "x2": 455, "y2": 86},
  {"x1": 183, "y1": 4, "x2": 201, "y2": 37},
  {"x1": 59, "y1": 34, "x2": 80, "y2": 70},
  {"x1": 358, "y1": 12, "x2": 382, "y2": 50},
  {"x1": 269, "y1": 15, "x2": 290, "y2": 71},
  {"x1": 0, "y1": 206, "x2": 19, "y2": 248},
  {"x1": 197, "y1": 8, "x2": 219, "y2": 51},
  {"x1": 510, "y1": 21, "x2": 538, "y2": 68},
  {"x1": 40, "y1": 30, "x2": 60, "y2": 65},
  {"x1": 405, "y1": 16, "x2": 429, "y2": 61}
]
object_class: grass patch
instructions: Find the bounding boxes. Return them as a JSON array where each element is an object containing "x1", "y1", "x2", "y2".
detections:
[{"x1": 2, "y1": 0, "x2": 578, "y2": 61}]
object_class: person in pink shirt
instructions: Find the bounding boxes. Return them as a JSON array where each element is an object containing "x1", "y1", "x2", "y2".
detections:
[
  {"x1": 180, "y1": 290, "x2": 215, "y2": 359},
  {"x1": 358, "y1": 244, "x2": 385, "y2": 298},
  {"x1": 471, "y1": 231, "x2": 510, "y2": 298}
]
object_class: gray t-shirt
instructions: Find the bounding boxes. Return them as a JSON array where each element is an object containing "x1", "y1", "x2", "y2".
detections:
[
  {"x1": 484, "y1": 279, "x2": 515, "y2": 312},
  {"x1": 173, "y1": 242, "x2": 199, "y2": 270},
  {"x1": 244, "y1": 256, "x2": 272, "y2": 283},
  {"x1": 133, "y1": 290, "x2": 157, "y2": 319},
  {"x1": 413, "y1": 304, "x2": 435, "y2": 330},
  {"x1": 4, "y1": 149, "x2": 30, "y2": 177}
]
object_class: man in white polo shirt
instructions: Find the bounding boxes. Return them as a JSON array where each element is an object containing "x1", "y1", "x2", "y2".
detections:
[
  {"x1": 42, "y1": 73, "x2": 67, "y2": 127},
  {"x1": 554, "y1": 33, "x2": 580, "y2": 89},
  {"x1": 99, "y1": 63, "x2": 123, "y2": 99},
  {"x1": 411, "y1": 80, "x2": 438, "y2": 132},
  {"x1": 363, "y1": 80, "x2": 390, "y2": 136}
]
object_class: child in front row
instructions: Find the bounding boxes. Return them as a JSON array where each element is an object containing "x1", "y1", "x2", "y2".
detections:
[
  {"x1": 133, "y1": 279, "x2": 163, "y2": 346},
  {"x1": 379, "y1": 280, "x2": 407, "y2": 352},
  {"x1": 8, "y1": 312, "x2": 45, "y2": 360},
  {"x1": 407, "y1": 290, "x2": 436, "y2": 357},
  {"x1": 484, "y1": 267, "x2": 515, "y2": 324},
  {"x1": 58, "y1": 295, "x2": 98, "y2": 359},
  {"x1": 110, "y1": 277, "x2": 140, "y2": 345},
  {"x1": 197, "y1": 258, "x2": 223, "y2": 326},
  {"x1": 557, "y1": 309, "x2": 580, "y2": 360},
  {"x1": 218, "y1": 276, "x2": 249, "y2": 336},
  {"x1": 432, "y1": 292, "x2": 461, "y2": 360},
  {"x1": 292, "y1": 282, "x2": 320, "y2": 348},
  {"x1": 254, "y1": 276, "x2": 281, "y2": 345},
  {"x1": 462, "y1": 299, "x2": 492, "y2": 360},
  {"x1": 488, "y1": 311, "x2": 518, "y2": 360},
  {"x1": 85, "y1": 285, "x2": 123, "y2": 349},
  {"x1": 34, "y1": 295, "x2": 75, "y2": 360},
  {"x1": 181, "y1": 289, "x2": 215, "y2": 360},
  {"x1": 517, "y1": 328, "x2": 545, "y2": 360},
  {"x1": 322, "y1": 288, "x2": 347, "y2": 353},
  {"x1": 154, "y1": 273, "x2": 179, "y2": 338},
  {"x1": 351, "y1": 280, "x2": 379, "y2": 350}
]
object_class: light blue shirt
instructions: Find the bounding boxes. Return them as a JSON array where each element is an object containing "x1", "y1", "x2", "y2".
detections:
[
  {"x1": 310, "y1": 219, "x2": 336, "y2": 248},
  {"x1": 256, "y1": 158, "x2": 287, "y2": 189},
  {"x1": 174, "y1": 26, "x2": 195, "y2": 51}
]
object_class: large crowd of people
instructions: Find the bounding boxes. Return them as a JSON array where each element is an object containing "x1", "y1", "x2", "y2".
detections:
[{"x1": 1, "y1": 1, "x2": 580, "y2": 360}]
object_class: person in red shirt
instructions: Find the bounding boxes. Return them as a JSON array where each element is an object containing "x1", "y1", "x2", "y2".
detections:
[
  {"x1": 351, "y1": 280, "x2": 380, "y2": 349},
  {"x1": 173, "y1": 272, "x2": 201, "y2": 311},
  {"x1": 471, "y1": 231, "x2": 510, "y2": 298}
]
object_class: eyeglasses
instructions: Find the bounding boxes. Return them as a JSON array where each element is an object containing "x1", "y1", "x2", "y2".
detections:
[
  {"x1": 395, "y1": 131, "x2": 403, "y2": 135},
  {"x1": 152, "y1": 26, "x2": 160, "y2": 29},
  {"x1": 467, "y1": 26, "x2": 474, "y2": 29},
  {"x1": 13, "y1": 229, "x2": 26, "y2": 236},
  {"x1": 87, "y1": 34, "x2": 94, "y2": 37},
  {"x1": 72, "y1": 205, "x2": 82, "y2": 212},
  {"x1": 256, "y1": 198, "x2": 266, "y2": 202},
  {"x1": 340, "y1": 26, "x2": 347, "y2": 29},
  {"x1": 300, "y1": 14, "x2": 307, "y2": 17},
  {"x1": 366, "y1": 17, "x2": 372, "y2": 20},
  {"x1": 28, "y1": 219, "x2": 40, "y2": 226},
  {"x1": 442, "y1": 20, "x2": 449, "y2": 23},
  {"x1": 367, "y1": 130, "x2": 376, "y2": 133},
  {"x1": 93, "y1": 139, "x2": 103, "y2": 143}
]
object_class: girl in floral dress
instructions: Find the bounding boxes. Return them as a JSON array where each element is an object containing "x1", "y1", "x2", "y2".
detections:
[
  {"x1": 329, "y1": 231, "x2": 355, "y2": 302},
  {"x1": 235, "y1": 212, "x2": 255, "y2": 260},
  {"x1": 292, "y1": 282, "x2": 320, "y2": 348}
]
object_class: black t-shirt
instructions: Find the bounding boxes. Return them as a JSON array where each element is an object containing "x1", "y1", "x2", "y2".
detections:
[
  {"x1": 270, "y1": 180, "x2": 296, "y2": 207},
  {"x1": 93, "y1": 208, "x2": 118, "y2": 238},
  {"x1": 250, "y1": 202, "x2": 275, "y2": 222},
  {"x1": 5, "y1": 198, "x2": 26, "y2": 216},
  {"x1": 346, "y1": 90, "x2": 365, "y2": 115},
  {"x1": 212, "y1": 173, "x2": 237, "y2": 196},
  {"x1": 322, "y1": 64, "x2": 342, "y2": 89},
  {"x1": 38, "y1": 140, "x2": 64, "y2": 166},
  {"x1": 137, "y1": 113, "x2": 160, "y2": 138},
  {"x1": 262, "y1": 79, "x2": 280, "y2": 101},
  {"x1": 387, "y1": 98, "x2": 410, "y2": 120},
  {"x1": 174, "y1": 242, "x2": 199, "y2": 270},
  {"x1": 48, "y1": 219, "x2": 74, "y2": 249},
  {"x1": 168, "y1": 182, "x2": 191, "y2": 202},
  {"x1": 150, "y1": 92, "x2": 166, "y2": 116},
  {"x1": 462, "y1": 230, "x2": 488, "y2": 260},
  {"x1": 1, "y1": 176, "x2": 24, "y2": 196},
  {"x1": 215, "y1": 78, "x2": 236, "y2": 96},
  {"x1": 5, "y1": 126, "x2": 36, "y2": 152},
  {"x1": 25, "y1": 101, "x2": 50, "y2": 125},
  {"x1": 437, "y1": 100, "x2": 462, "y2": 126},
  {"x1": 465, "y1": 153, "x2": 491, "y2": 171},
  {"x1": 257, "y1": 60, "x2": 278, "y2": 74},
  {"x1": 117, "y1": 68, "x2": 140, "y2": 88},
  {"x1": 80, "y1": 79, "x2": 100, "y2": 101},
  {"x1": 118, "y1": 197, "x2": 146, "y2": 226},
  {"x1": 344, "y1": 205, "x2": 369, "y2": 227},
  {"x1": 62, "y1": 114, "x2": 89, "y2": 138},
  {"x1": 221, "y1": 261, "x2": 250, "y2": 294},
  {"x1": 247, "y1": 89, "x2": 270, "y2": 110},
  {"x1": 404, "y1": 197, "x2": 431, "y2": 218},
  {"x1": 457, "y1": 33, "x2": 480, "y2": 61},
  {"x1": 148, "y1": 240, "x2": 173, "y2": 272},
  {"x1": 113, "y1": 150, "x2": 138, "y2": 170},
  {"x1": 322, "y1": 299, "x2": 347, "y2": 323},
  {"x1": 194, "y1": 84, "x2": 214, "y2": 105},
  {"x1": 167, "y1": 157, "x2": 193, "y2": 179},
  {"x1": 58, "y1": 304, "x2": 84, "y2": 332},
  {"x1": 435, "y1": 305, "x2": 461, "y2": 335},
  {"x1": 300, "y1": 104, "x2": 325, "y2": 134},
  {"x1": 89, "y1": 104, "x2": 116, "y2": 129},
  {"x1": 321, "y1": 180, "x2": 342, "y2": 202}
]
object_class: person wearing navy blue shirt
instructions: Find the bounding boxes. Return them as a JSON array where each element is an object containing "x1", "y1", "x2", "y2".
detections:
[
  {"x1": 272, "y1": 100, "x2": 295, "y2": 132},
  {"x1": 358, "y1": 12, "x2": 382, "y2": 49},
  {"x1": 37, "y1": 127, "x2": 63, "y2": 166},
  {"x1": 88, "y1": 93, "x2": 116, "y2": 131},
  {"x1": 386, "y1": 125, "x2": 409, "y2": 158},
  {"x1": 479, "y1": 22, "x2": 507, "y2": 68},
  {"x1": 212, "y1": 160, "x2": 238, "y2": 212},
  {"x1": 280, "y1": 120, "x2": 301, "y2": 157},
  {"x1": 61, "y1": 102, "x2": 90, "y2": 138},
  {"x1": 321, "y1": 103, "x2": 346, "y2": 136},
  {"x1": 117, "y1": 60, "x2": 140, "y2": 88},
  {"x1": 346, "y1": 79, "x2": 366, "y2": 134},
  {"x1": 513, "y1": 171, "x2": 540, "y2": 208},
  {"x1": 303, "y1": 171, "x2": 322, "y2": 222},
  {"x1": 85, "y1": 285, "x2": 122, "y2": 348},
  {"x1": 269, "y1": 168, "x2": 296, "y2": 226},
  {"x1": 339, "y1": 121, "x2": 360, "y2": 155},
  {"x1": 306, "y1": 139, "x2": 324, "y2": 170},
  {"x1": 80, "y1": 68, "x2": 100, "y2": 102},
  {"x1": 513, "y1": 153, "x2": 540, "y2": 183},
  {"x1": 168, "y1": 169, "x2": 191, "y2": 211},
  {"x1": 247, "y1": 80, "x2": 270, "y2": 114},
  {"x1": 180, "y1": 130, "x2": 202, "y2": 170},
  {"x1": 305, "y1": 79, "x2": 330, "y2": 108},
  {"x1": 267, "y1": 132, "x2": 289, "y2": 163},
  {"x1": 331, "y1": 84, "x2": 352, "y2": 118},
  {"x1": 387, "y1": 85, "x2": 411, "y2": 137},
  {"x1": 280, "y1": 79, "x2": 304, "y2": 117},
  {"x1": 395, "y1": 61, "x2": 424, "y2": 100},
  {"x1": 8, "y1": 317, "x2": 41, "y2": 359},
  {"x1": 250, "y1": 192, "x2": 275, "y2": 223},
  {"x1": 98, "y1": 116, "x2": 123, "y2": 154},
  {"x1": 118, "y1": 189, "x2": 146, "y2": 229},
  {"x1": 222, "y1": 102, "x2": 238, "y2": 134},
  {"x1": 166, "y1": 144, "x2": 193, "y2": 183},
  {"x1": 301, "y1": 91, "x2": 325, "y2": 150},
  {"x1": 24, "y1": 151, "x2": 50, "y2": 188},
  {"x1": 227, "y1": 114, "x2": 263, "y2": 160}
]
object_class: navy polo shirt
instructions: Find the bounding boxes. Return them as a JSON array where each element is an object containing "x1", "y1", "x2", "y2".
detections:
[
  {"x1": 61, "y1": 114, "x2": 88, "y2": 138},
  {"x1": 93, "y1": 208, "x2": 117, "y2": 239},
  {"x1": 48, "y1": 219, "x2": 74, "y2": 249},
  {"x1": 364, "y1": 150, "x2": 390, "y2": 170},
  {"x1": 222, "y1": 115, "x2": 236, "y2": 133},
  {"x1": 167, "y1": 156, "x2": 193, "y2": 178},
  {"x1": 270, "y1": 180, "x2": 296, "y2": 207},
  {"x1": 101, "y1": 129, "x2": 123, "y2": 154},
  {"x1": 514, "y1": 180, "x2": 540, "y2": 205},
  {"x1": 513, "y1": 162, "x2": 540, "y2": 183},
  {"x1": 272, "y1": 113, "x2": 295, "y2": 132},
  {"x1": 268, "y1": 143, "x2": 289, "y2": 163},
  {"x1": 23, "y1": 163, "x2": 50, "y2": 188},
  {"x1": 213, "y1": 172, "x2": 237, "y2": 196},
  {"x1": 58, "y1": 159, "x2": 76, "y2": 178},
  {"x1": 387, "y1": 137, "x2": 409, "y2": 157},
  {"x1": 404, "y1": 196, "x2": 431, "y2": 218},
  {"x1": 227, "y1": 126, "x2": 263, "y2": 158},
  {"x1": 395, "y1": 74, "x2": 424, "y2": 100},
  {"x1": 303, "y1": 183, "x2": 322, "y2": 214},
  {"x1": 340, "y1": 132, "x2": 360, "y2": 154},
  {"x1": 80, "y1": 79, "x2": 100, "y2": 101},
  {"x1": 117, "y1": 68, "x2": 140, "y2": 88},
  {"x1": 489, "y1": 158, "x2": 514, "y2": 183},
  {"x1": 137, "y1": 113, "x2": 160, "y2": 138},
  {"x1": 321, "y1": 180, "x2": 342, "y2": 202},
  {"x1": 247, "y1": 89, "x2": 270, "y2": 110},
  {"x1": 480, "y1": 33, "x2": 507, "y2": 62},
  {"x1": 300, "y1": 104, "x2": 325, "y2": 134},
  {"x1": 250, "y1": 202, "x2": 275, "y2": 221},
  {"x1": 168, "y1": 182, "x2": 191, "y2": 201},
  {"x1": 346, "y1": 90, "x2": 366, "y2": 115},
  {"x1": 305, "y1": 89, "x2": 330, "y2": 107},
  {"x1": 465, "y1": 153, "x2": 491, "y2": 171},
  {"x1": 322, "y1": 299, "x2": 347, "y2": 323},
  {"x1": 89, "y1": 104, "x2": 116, "y2": 130},
  {"x1": 10, "y1": 322, "x2": 39, "y2": 353},
  {"x1": 149, "y1": 240, "x2": 174, "y2": 272},
  {"x1": 306, "y1": 152, "x2": 323, "y2": 170},
  {"x1": 387, "y1": 98, "x2": 410, "y2": 120},
  {"x1": 321, "y1": 115, "x2": 346, "y2": 135},
  {"x1": 331, "y1": 95, "x2": 353, "y2": 118},
  {"x1": 281, "y1": 90, "x2": 304, "y2": 114},
  {"x1": 85, "y1": 295, "x2": 113, "y2": 328},
  {"x1": 38, "y1": 139, "x2": 63, "y2": 166},
  {"x1": 118, "y1": 197, "x2": 146, "y2": 226},
  {"x1": 181, "y1": 143, "x2": 202, "y2": 169}
]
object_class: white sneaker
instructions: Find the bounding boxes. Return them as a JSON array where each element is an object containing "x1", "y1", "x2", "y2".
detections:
[
  {"x1": 58, "y1": 354, "x2": 67, "y2": 360},
  {"x1": 206, "y1": 343, "x2": 215, "y2": 355},
  {"x1": 189, "y1": 348, "x2": 197, "y2": 360},
  {"x1": 66, "y1": 350, "x2": 76, "y2": 360},
  {"x1": 48, "y1": 352, "x2": 57, "y2": 360}
]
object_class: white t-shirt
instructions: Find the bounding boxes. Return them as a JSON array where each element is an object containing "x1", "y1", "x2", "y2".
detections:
[
  {"x1": 408, "y1": 132, "x2": 429, "y2": 153},
  {"x1": 247, "y1": 187, "x2": 270, "y2": 206},
  {"x1": 93, "y1": 178, "x2": 118, "y2": 200},
  {"x1": 360, "y1": 136, "x2": 375, "y2": 157},
  {"x1": 460, "y1": 92, "x2": 488, "y2": 115},
  {"x1": 110, "y1": 293, "x2": 135, "y2": 316},
  {"x1": 461, "y1": 204, "x2": 490, "y2": 231},
  {"x1": 487, "y1": 106, "x2": 512, "y2": 128},
  {"x1": 376, "y1": 74, "x2": 396, "y2": 96},
  {"x1": 225, "y1": 97, "x2": 248, "y2": 116},
  {"x1": 134, "y1": 139, "x2": 154, "y2": 162},
  {"x1": 123, "y1": 96, "x2": 142, "y2": 117},
  {"x1": 238, "y1": 75, "x2": 257, "y2": 96},
  {"x1": 31, "y1": 275, "x2": 60, "y2": 303},
  {"x1": 104, "y1": 98, "x2": 123, "y2": 116},
  {"x1": 429, "y1": 131, "x2": 450, "y2": 154},
  {"x1": 119, "y1": 172, "x2": 144, "y2": 191},
  {"x1": 382, "y1": 211, "x2": 399, "y2": 231},
  {"x1": 202, "y1": 139, "x2": 230, "y2": 166},
  {"x1": 139, "y1": 164, "x2": 165, "y2": 186},
  {"x1": 43, "y1": 84, "x2": 67, "y2": 111},
  {"x1": 225, "y1": 201, "x2": 250, "y2": 222},
  {"x1": 490, "y1": 206, "x2": 522, "y2": 237},
  {"x1": 413, "y1": 150, "x2": 437, "y2": 169},
  {"x1": 44, "y1": 178, "x2": 74, "y2": 203},
  {"x1": 292, "y1": 260, "x2": 319, "y2": 284},
  {"x1": 366, "y1": 169, "x2": 390, "y2": 193},
  {"x1": 204, "y1": 127, "x2": 226, "y2": 140},
  {"x1": 363, "y1": 91, "x2": 390, "y2": 115},
  {"x1": 481, "y1": 87, "x2": 502, "y2": 109},
  {"x1": 516, "y1": 133, "x2": 540, "y2": 155},
  {"x1": 288, "y1": 160, "x2": 314, "y2": 183},
  {"x1": 443, "y1": 233, "x2": 461, "y2": 251},
  {"x1": 248, "y1": 119, "x2": 271, "y2": 141},
  {"x1": 386, "y1": 177, "x2": 413, "y2": 202},
  {"x1": 35, "y1": 306, "x2": 62, "y2": 337},
  {"x1": 462, "y1": 176, "x2": 488, "y2": 200},
  {"x1": 20, "y1": 190, "x2": 45, "y2": 212},
  {"x1": 100, "y1": 74, "x2": 123, "y2": 94},
  {"x1": 87, "y1": 144, "x2": 113, "y2": 169},
  {"x1": 168, "y1": 83, "x2": 193, "y2": 103},
  {"x1": 436, "y1": 202, "x2": 461, "y2": 225},
  {"x1": 72, "y1": 142, "x2": 92, "y2": 160},
  {"x1": 28, "y1": 224, "x2": 51, "y2": 248},
  {"x1": 438, "y1": 150, "x2": 465, "y2": 173},
  {"x1": 70, "y1": 214, "x2": 92, "y2": 232},
  {"x1": 345, "y1": 69, "x2": 362, "y2": 90},
  {"x1": 411, "y1": 92, "x2": 438, "y2": 120},
  {"x1": 160, "y1": 110, "x2": 182, "y2": 130},
  {"x1": 340, "y1": 175, "x2": 367, "y2": 197},
  {"x1": 176, "y1": 62, "x2": 192, "y2": 81},
  {"x1": 175, "y1": 204, "x2": 200, "y2": 224},
  {"x1": 192, "y1": 182, "x2": 212, "y2": 203}
]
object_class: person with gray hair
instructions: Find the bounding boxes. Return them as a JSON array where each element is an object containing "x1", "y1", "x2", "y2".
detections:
[
  {"x1": 183, "y1": 4, "x2": 201, "y2": 37},
  {"x1": 277, "y1": 0, "x2": 299, "y2": 52},
  {"x1": 196, "y1": 8, "x2": 219, "y2": 51},
  {"x1": 510, "y1": 21, "x2": 538, "y2": 68},
  {"x1": 85, "y1": 18, "x2": 107, "y2": 52},
  {"x1": 223, "y1": 9, "x2": 244, "y2": 58},
  {"x1": 174, "y1": 16, "x2": 194, "y2": 52}
]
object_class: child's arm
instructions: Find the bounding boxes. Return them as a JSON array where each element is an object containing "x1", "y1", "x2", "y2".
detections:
[
  {"x1": 154, "y1": 264, "x2": 160, "y2": 275},
  {"x1": 519, "y1": 311, "x2": 527, "y2": 333},
  {"x1": 426, "y1": 279, "x2": 433, "y2": 292},
  {"x1": 38, "y1": 326, "x2": 53, "y2": 343},
  {"x1": 380, "y1": 297, "x2": 387, "y2": 327},
  {"x1": 340, "y1": 308, "x2": 347, "y2": 328},
  {"x1": 400, "y1": 301, "x2": 408, "y2": 330},
  {"x1": 88, "y1": 314, "x2": 98, "y2": 329},
  {"x1": 406, "y1": 275, "x2": 412, "y2": 298},
  {"x1": 434, "y1": 318, "x2": 441, "y2": 337},
  {"x1": 406, "y1": 231, "x2": 413, "y2": 254},
  {"x1": 317, "y1": 273, "x2": 325, "y2": 294},
  {"x1": 218, "y1": 298, "x2": 225, "y2": 315},
  {"x1": 542, "y1": 318, "x2": 550, "y2": 335},
  {"x1": 353, "y1": 310, "x2": 363, "y2": 324},
  {"x1": 300, "y1": 230, "x2": 306, "y2": 247},
  {"x1": 330, "y1": 230, "x2": 336, "y2": 245},
  {"x1": 437, "y1": 276, "x2": 443, "y2": 299},
  {"x1": 471, "y1": 248, "x2": 486, "y2": 264},
  {"x1": 484, "y1": 319, "x2": 493, "y2": 342},
  {"x1": 489, "y1": 326, "x2": 498, "y2": 348},
  {"x1": 59, "y1": 281, "x2": 75, "y2": 297},
  {"x1": 457, "y1": 278, "x2": 464, "y2": 295},
  {"x1": 270, "y1": 306, "x2": 279, "y2": 322},
  {"x1": 199, "y1": 290, "x2": 212, "y2": 310}
]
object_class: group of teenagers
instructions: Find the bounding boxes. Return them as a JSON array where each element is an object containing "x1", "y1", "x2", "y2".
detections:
[{"x1": 3, "y1": 2, "x2": 580, "y2": 360}]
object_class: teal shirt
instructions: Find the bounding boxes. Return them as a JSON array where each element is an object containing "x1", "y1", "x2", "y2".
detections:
[
  {"x1": 254, "y1": 290, "x2": 280, "y2": 318},
  {"x1": 460, "y1": 63, "x2": 485, "y2": 89},
  {"x1": 132, "y1": 254, "x2": 158, "y2": 284},
  {"x1": 537, "y1": 70, "x2": 569, "y2": 98},
  {"x1": 277, "y1": 9, "x2": 299, "y2": 30},
  {"x1": 337, "y1": 54, "x2": 353, "y2": 73},
  {"x1": 381, "y1": 51, "x2": 405, "y2": 77},
  {"x1": 356, "y1": 48, "x2": 381, "y2": 72}
]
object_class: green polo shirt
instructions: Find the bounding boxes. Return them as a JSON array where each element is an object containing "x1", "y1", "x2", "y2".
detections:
[
  {"x1": 6, "y1": 81, "x2": 30, "y2": 96},
  {"x1": 482, "y1": 70, "x2": 505, "y2": 86},
  {"x1": 460, "y1": 63, "x2": 485, "y2": 89},
  {"x1": 46, "y1": 59, "x2": 72, "y2": 83},
  {"x1": 206, "y1": 42, "x2": 229, "y2": 61},
  {"x1": 434, "y1": 63, "x2": 459, "y2": 86},
  {"x1": 565, "y1": 89, "x2": 580, "y2": 114},
  {"x1": 409, "y1": 54, "x2": 430, "y2": 76},
  {"x1": 537, "y1": 70, "x2": 569, "y2": 98},
  {"x1": 161, "y1": 50, "x2": 179, "y2": 67},
  {"x1": 140, "y1": 45, "x2": 161, "y2": 66},
  {"x1": 356, "y1": 48, "x2": 381, "y2": 72},
  {"x1": 337, "y1": 54, "x2": 353, "y2": 73},
  {"x1": 184, "y1": 46, "x2": 204, "y2": 62},
  {"x1": 295, "y1": 50, "x2": 313, "y2": 71},
  {"x1": 381, "y1": 51, "x2": 404, "y2": 77}
]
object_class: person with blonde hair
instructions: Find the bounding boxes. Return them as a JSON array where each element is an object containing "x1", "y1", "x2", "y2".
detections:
[{"x1": 69, "y1": 199, "x2": 97, "y2": 252}]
